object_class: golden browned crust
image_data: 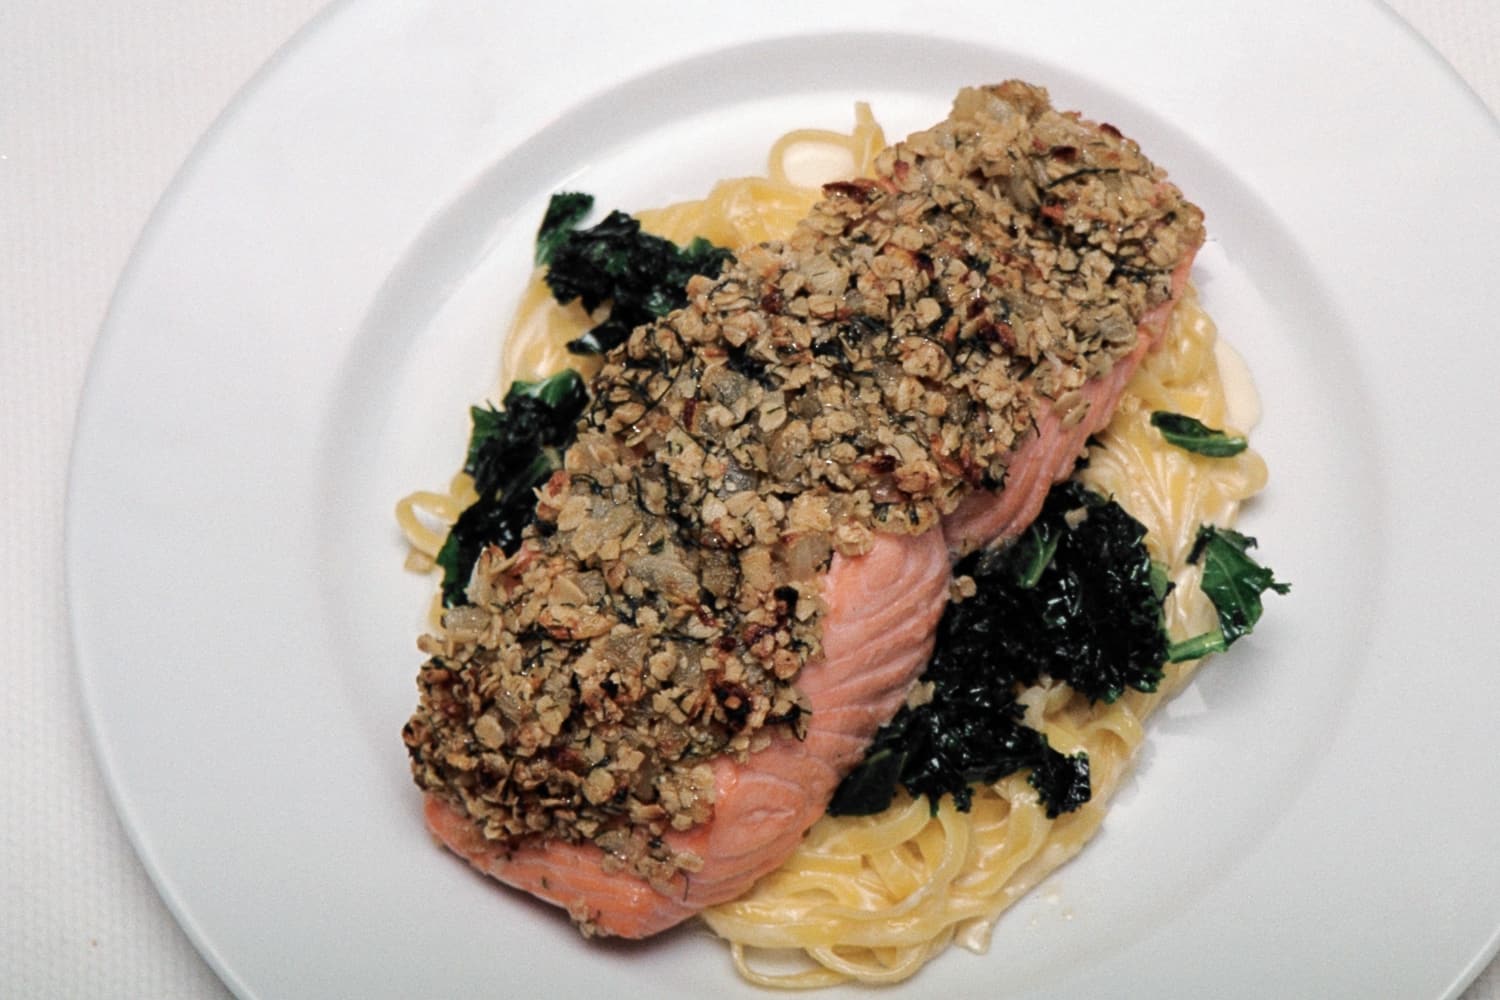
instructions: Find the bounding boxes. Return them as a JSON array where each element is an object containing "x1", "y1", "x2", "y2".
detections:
[{"x1": 402, "y1": 81, "x2": 1203, "y2": 882}]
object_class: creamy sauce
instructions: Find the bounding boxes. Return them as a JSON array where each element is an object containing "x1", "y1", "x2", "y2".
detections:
[
  {"x1": 1213, "y1": 336, "x2": 1262, "y2": 432},
  {"x1": 779, "y1": 140, "x2": 858, "y2": 189}
]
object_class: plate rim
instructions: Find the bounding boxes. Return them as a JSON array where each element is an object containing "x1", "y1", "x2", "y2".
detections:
[{"x1": 66, "y1": 2, "x2": 1500, "y2": 998}]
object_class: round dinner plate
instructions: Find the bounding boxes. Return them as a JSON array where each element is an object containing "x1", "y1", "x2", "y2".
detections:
[{"x1": 67, "y1": 2, "x2": 1500, "y2": 997}]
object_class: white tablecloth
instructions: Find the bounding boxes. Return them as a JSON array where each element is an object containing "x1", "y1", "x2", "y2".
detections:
[{"x1": 3, "y1": 3, "x2": 1496, "y2": 996}]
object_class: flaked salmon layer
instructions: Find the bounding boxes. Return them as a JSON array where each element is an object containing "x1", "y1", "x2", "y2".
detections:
[{"x1": 405, "y1": 80, "x2": 1206, "y2": 935}]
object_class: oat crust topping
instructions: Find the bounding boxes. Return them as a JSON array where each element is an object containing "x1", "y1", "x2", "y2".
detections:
[{"x1": 403, "y1": 81, "x2": 1203, "y2": 885}]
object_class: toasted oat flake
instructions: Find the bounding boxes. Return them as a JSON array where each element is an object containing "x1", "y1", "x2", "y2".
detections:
[{"x1": 403, "y1": 81, "x2": 1203, "y2": 885}]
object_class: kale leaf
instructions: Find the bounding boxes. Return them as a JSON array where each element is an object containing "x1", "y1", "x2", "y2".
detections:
[
  {"x1": 434, "y1": 370, "x2": 588, "y2": 606},
  {"x1": 829, "y1": 482, "x2": 1167, "y2": 820},
  {"x1": 979, "y1": 482, "x2": 1169, "y2": 704},
  {"x1": 1166, "y1": 525, "x2": 1290, "y2": 661},
  {"x1": 538, "y1": 193, "x2": 734, "y2": 355},
  {"x1": 534, "y1": 192, "x2": 595, "y2": 266},
  {"x1": 1150, "y1": 411, "x2": 1248, "y2": 457}
]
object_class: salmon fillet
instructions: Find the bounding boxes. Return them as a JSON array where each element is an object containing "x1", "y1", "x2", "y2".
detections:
[
  {"x1": 425, "y1": 528, "x2": 950, "y2": 937},
  {"x1": 405, "y1": 80, "x2": 1205, "y2": 941},
  {"x1": 421, "y1": 258, "x2": 1197, "y2": 936}
]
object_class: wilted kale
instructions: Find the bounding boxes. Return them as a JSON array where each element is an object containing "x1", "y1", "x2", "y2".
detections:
[
  {"x1": 829, "y1": 482, "x2": 1168, "y2": 819},
  {"x1": 537, "y1": 192, "x2": 734, "y2": 354},
  {"x1": 434, "y1": 371, "x2": 588, "y2": 606},
  {"x1": 534, "y1": 192, "x2": 594, "y2": 267},
  {"x1": 1166, "y1": 525, "x2": 1291, "y2": 662},
  {"x1": 1149, "y1": 411, "x2": 1248, "y2": 457},
  {"x1": 982, "y1": 484, "x2": 1170, "y2": 703}
]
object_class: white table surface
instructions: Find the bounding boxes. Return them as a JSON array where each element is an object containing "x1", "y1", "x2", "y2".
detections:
[{"x1": 4, "y1": 2, "x2": 1497, "y2": 997}]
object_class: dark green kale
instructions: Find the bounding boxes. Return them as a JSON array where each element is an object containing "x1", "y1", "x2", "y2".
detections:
[
  {"x1": 829, "y1": 482, "x2": 1168, "y2": 820},
  {"x1": 534, "y1": 192, "x2": 595, "y2": 266},
  {"x1": 1149, "y1": 411, "x2": 1248, "y2": 457},
  {"x1": 982, "y1": 482, "x2": 1170, "y2": 703},
  {"x1": 1166, "y1": 525, "x2": 1290, "y2": 661},
  {"x1": 433, "y1": 370, "x2": 588, "y2": 606},
  {"x1": 537, "y1": 193, "x2": 734, "y2": 355}
]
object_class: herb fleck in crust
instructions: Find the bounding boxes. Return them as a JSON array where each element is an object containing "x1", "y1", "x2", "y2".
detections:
[{"x1": 403, "y1": 81, "x2": 1203, "y2": 884}]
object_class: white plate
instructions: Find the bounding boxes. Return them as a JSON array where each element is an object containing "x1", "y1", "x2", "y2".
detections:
[{"x1": 67, "y1": 2, "x2": 1500, "y2": 998}]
